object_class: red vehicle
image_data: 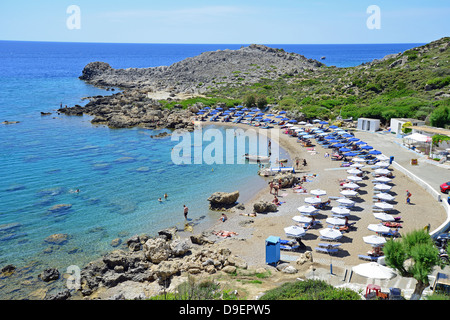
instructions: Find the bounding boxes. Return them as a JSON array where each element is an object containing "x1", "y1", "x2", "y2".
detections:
[{"x1": 441, "y1": 181, "x2": 450, "y2": 193}]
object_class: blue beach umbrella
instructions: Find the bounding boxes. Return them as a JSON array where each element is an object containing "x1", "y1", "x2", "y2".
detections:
[
  {"x1": 241, "y1": 108, "x2": 248, "y2": 111},
  {"x1": 355, "y1": 141, "x2": 366, "y2": 145},
  {"x1": 342, "y1": 134, "x2": 353, "y2": 138},
  {"x1": 329, "y1": 125, "x2": 338, "y2": 129},
  {"x1": 276, "y1": 115, "x2": 284, "y2": 118},
  {"x1": 344, "y1": 152, "x2": 357, "y2": 157},
  {"x1": 339, "y1": 148, "x2": 351, "y2": 152},
  {"x1": 282, "y1": 118, "x2": 290, "y2": 121},
  {"x1": 279, "y1": 111, "x2": 287, "y2": 114},
  {"x1": 263, "y1": 118, "x2": 272, "y2": 122},
  {"x1": 289, "y1": 120, "x2": 298, "y2": 123},
  {"x1": 348, "y1": 138, "x2": 360, "y2": 142},
  {"x1": 329, "y1": 140, "x2": 341, "y2": 143},
  {"x1": 361, "y1": 145, "x2": 373, "y2": 150},
  {"x1": 196, "y1": 112, "x2": 205, "y2": 115},
  {"x1": 333, "y1": 143, "x2": 346, "y2": 148},
  {"x1": 266, "y1": 114, "x2": 275, "y2": 117},
  {"x1": 320, "y1": 121, "x2": 328, "y2": 125},
  {"x1": 369, "y1": 150, "x2": 382, "y2": 155}
]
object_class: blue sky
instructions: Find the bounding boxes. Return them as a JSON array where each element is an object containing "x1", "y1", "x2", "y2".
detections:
[{"x1": 0, "y1": 0, "x2": 448, "y2": 44}]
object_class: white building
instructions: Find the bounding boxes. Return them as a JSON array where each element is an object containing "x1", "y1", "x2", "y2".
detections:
[
  {"x1": 390, "y1": 118, "x2": 426, "y2": 135},
  {"x1": 357, "y1": 118, "x2": 380, "y2": 132}
]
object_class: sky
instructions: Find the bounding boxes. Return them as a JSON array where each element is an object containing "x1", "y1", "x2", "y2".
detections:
[{"x1": 0, "y1": 0, "x2": 449, "y2": 44}]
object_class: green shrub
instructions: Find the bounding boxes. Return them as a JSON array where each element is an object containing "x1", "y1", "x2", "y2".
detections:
[{"x1": 259, "y1": 279, "x2": 361, "y2": 300}]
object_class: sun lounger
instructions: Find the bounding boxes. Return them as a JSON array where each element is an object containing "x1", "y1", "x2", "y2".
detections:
[
  {"x1": 358, "y1": 254, "x2": 379, "y2": 262},
  {"x1": 280, "y1": 240, "x2": 300, "y2": 251},
  {"x1": 315, "y1": 247, "x2": 338, "y2": 255},
  {"x1": 318, "y1": 243, "x2": 341, "y2": 249}
]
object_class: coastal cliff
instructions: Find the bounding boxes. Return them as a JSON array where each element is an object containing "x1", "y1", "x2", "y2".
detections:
[{"x1": 79, "y1": 44, "x2": 324, "y2": 93}]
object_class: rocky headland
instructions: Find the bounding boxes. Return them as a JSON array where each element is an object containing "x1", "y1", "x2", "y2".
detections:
[{"x1": 58, "y1": 44, "x2": 325, "y2": 130}]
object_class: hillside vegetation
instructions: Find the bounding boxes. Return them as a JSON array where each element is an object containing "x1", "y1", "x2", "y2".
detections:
[{"x1": 203, "y1": 37, "x2": 450, "y2": 127}]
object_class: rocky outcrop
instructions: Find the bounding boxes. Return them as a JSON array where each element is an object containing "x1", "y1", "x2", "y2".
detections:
[
  {"x1": 253, "y1": 201, "x2": 278, "y2": 213},
  {"x1": 77, "y1": 231, "x2": 248, "y2": 298},
  {"x1": 58, "y1": 91, "x2": 196, "y2": 131},
  {"x1": 207, "y1": 191, "x2": 240, "y2": 210},
  {"x1": 78, "y1": 45, "x2": 324, "y2": 92}
]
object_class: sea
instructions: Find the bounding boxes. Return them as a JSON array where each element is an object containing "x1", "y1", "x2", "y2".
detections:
[{"x1": 0, "y1": 41, "x2": 423, "y2": 298}]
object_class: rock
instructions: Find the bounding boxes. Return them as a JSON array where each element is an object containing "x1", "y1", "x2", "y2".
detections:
[
  {"x1": 207, "y1": 191, "x2": 240, "y2": 209},
  {"x1": 47, "y1": 204, "x2": 72, "y2": 214},
  {"x1": 2, "y1": 121, "x2": 20, "y2": 125},
  {"x1": 253, "y1": 201, "x2": 277, "y2": 213},
  {"x1": 227, "y1": 255, "x2": 248, "y2": 269},
  {"x1": 44, "y1": 233, "x2": 69, "y2": 245},
  {"x1": 153, "y1": 260, "x2": 180, "y2": 281},
  {"x1": 1, "y1": 264, "x2": 16, "y2": 276},
  {"x1": 170, "y1": 239, "x2": 191, "y2": 257},
  {"x1": 282, "y1": 266, "x2": 298, "y2": 274},
  {"x1": 158, "y1": 227, "x2": 178, "y2": 241},
  {"x1": 296, "y1": 251, "x2": 313, "y2": 265},
  {"x1": 222, "y1": 266, "x2": 237, "y2": 274},
  {"x1": 39, "y1": 268, "x2": 60, "y2": 282},
  {"x1": 143, "y1": 238, "x2": 171, "y2": 263},
  {"x1": 45, "y1": 289, "x2": 71, "y2": 300},
  {"x1": 111, "y1": 238, "x2": 122, "y2": 247},
  {"x1": 190, "y1": 234, "x2": 214, "y2": 245}
]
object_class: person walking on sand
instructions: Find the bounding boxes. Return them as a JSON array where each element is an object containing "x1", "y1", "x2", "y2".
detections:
[
  {"x1": 183, "y1": 205, "x2": 189, "y2": 220},
  {"x1": 406, "y1": 190, "x2": 412, "y2": 204},
  {"x1": 269, "y1": 181, "x2": 274, "y2": 194},
  {"x1": 303, "y1": 159, "x2": 307, "y2": 167}
]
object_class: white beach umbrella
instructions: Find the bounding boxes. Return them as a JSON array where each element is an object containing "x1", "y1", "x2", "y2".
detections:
[
  {"x1": 373, "y1": 212, "x2": 395, "y2": 222},
  {"x1": 319, "y1": 228, "x2": 343, "y2": 240},
  {"x1": 363, "y1": 235, "x2": 387, "y2": 247},
  {"x1": 375, "y1": 193, "x2": 395, "y2": 202},
  {"x1": 326, "y1": 217, "x2": 346, "y2": 226},
  {"x1": 331, "y1": 207, "x2": 350, "y2": 215},
  {"x1": 342, "y1": 182, "x2": 360, "y2": 190},
  {"x1": 340, "y1": 190, "x2": 358, "y2": 197},
  {"x1": 374, "y1": 184, "x2": 392, "y2": 191},
  {"x1": 292, "y1": 216, "x2": 312, "y2": 224},
  {"x1": 375, "y1": 161, "x2": 390, "y2": 168},
  {"x1": 297, "y1": 205, "x2": 319, "y2": 215},
  {"x1": 347, "y1": 175, "x2": 363, "y2": 182},
  {"x1": 374, "y1": 176, "x2": 392, "y2": 183},
  {"x1": 305, "y1": 197, "x2": 322, "y2": 205},
  {"x1": 350, "y1": 163, "x2": 364, "y2": 168},
  {"x1": 336, "y1": 198, "x2": 355, "y2": 206},
  {"x1": 374, "y1": 202, "x2": 394, "y2": 210},
  {"x1": 310, "y1": 189, "x2": 327, "y2": 196},
  {"x1": 352, "y1": 262, "x2": 396, "y2": 279},
  {"x1": 352, "y1": 157, "x2": 366, "y2": 163},
  {"x1": 368, "y1": 223, "x2": 391, "y2": 233},
  {"x1": 284, "y1": 225, "x2": 306, "y2": 238},
  {"x1": 298, "y1": 121, "x2": 307, "y2": 125},
  {"x1": 374, "y1": 168, "x2": 390, "y2": 175},
  {"x1": 347, "y1": 168, "x2": 362, "y2": 175},
  {"x1": 376, "y1": 154, "x2": 390, "y2": 161}
]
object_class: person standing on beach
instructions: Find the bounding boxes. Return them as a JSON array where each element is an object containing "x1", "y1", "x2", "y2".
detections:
[
  {"x1": 183, "y1": 205, "x2": 189, "y2": 220},
  {"x1": 303, "y1": 159, "x2": 307, "y2": 167},
  {"x1": 406, "y1": 190, "x2": 412, "y2": 204},
  {"x1": 269, "y1": 181, "x2": 274, "y2": 194}
]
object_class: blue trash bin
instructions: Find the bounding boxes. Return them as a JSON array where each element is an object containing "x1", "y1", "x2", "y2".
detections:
[
  {"x1": 389, "y1": 156, "x2": 394, "y2": 164},
  {"x1": 265, "y1": 236, "x2": 280, "y2": 265}
]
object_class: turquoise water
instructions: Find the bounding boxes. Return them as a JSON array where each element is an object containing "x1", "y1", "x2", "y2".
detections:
[{"x1": 0, "y1": 41, "x2": 422, "y2": 296}]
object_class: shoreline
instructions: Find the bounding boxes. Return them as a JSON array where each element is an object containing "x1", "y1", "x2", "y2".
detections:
[{"x1": 187, "y1": 120, "x2": 448, "y2": 270}]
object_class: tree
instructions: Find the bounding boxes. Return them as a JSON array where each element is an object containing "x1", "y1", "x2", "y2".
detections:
[
  {"x1": 429, "y1": 105, "x2": 450, "y2": 128},
  {"x1": 244, "y1": 94, "x2": 256, "y2": 108},
  {"x1": 383, "y1": 229, "x2": 442, "y2": 299}
]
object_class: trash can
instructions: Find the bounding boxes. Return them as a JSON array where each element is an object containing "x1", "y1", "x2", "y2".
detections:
[
  {"x1": 265, "y1": 236, "x2": 280, "y2": 266},
  {"x1": 389, "y1": 156, "x2": 394, "y2": 164}
]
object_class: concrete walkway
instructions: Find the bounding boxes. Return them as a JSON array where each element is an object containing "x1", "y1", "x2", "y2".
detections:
[{"x1": 354, "y1": 131, "x2": 449, "y2": 193}]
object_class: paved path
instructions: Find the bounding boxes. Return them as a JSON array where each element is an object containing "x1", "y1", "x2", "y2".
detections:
[{"x1": 354, "y1": 131, "x2": 449, "y2": 193}]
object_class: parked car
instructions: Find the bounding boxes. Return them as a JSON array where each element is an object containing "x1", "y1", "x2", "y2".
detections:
[{"x1": 441, "y1": 181, "x2": 450, "y2": 193}]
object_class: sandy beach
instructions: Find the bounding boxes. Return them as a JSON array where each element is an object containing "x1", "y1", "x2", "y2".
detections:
[{"x1": 190, "y1": 121, "x2": 448, "y2": 271}]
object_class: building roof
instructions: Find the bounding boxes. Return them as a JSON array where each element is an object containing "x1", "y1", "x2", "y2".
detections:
[{"x1": 407, "y1": 126, "x2": 450, "y2": 137}]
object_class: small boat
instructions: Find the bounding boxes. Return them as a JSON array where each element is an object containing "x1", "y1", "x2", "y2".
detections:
[
  {"x1": 244, "y1": 154, "x2": 270, "y2": 162},
  {"x1": 321, "y1": 56, "x2": 326, "y2": 60}
]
